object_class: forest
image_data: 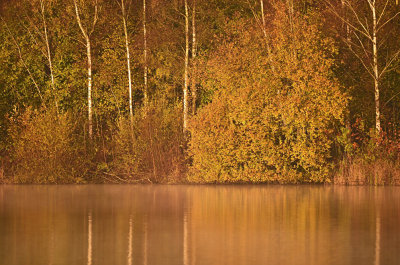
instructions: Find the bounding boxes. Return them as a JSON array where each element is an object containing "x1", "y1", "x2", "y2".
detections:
[{"x1": 1, "y1": 0, "x2": 400, "y2": 184}]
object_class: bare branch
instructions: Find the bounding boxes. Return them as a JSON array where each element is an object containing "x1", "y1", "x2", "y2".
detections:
[
  {"x1": 245, "y1": 0, "x2": 266, "y2": 38},
  {"x1": 346, "y1": 42, "x2": 375, "y2": 79},
  {"x1": 323, "y1": 0, "x2": 372, "y2": 41},
  {"x1": 353, "y1": 31, "x2": 372, "y2": 62},
  {"x1": 377, "y1": 0, "x2": 389, "y2": 25},
  {"x1": 68, "y1": 35, "x2": 87, "y2": 46},
  {"x1": 73, "y1": 0, "x2": 88, "y2": 39},
  {"x1": 366, "y1": 0, "x2": 374, "y2": 12},
  {"x1": 19, "y1": 20, "x2": 48, "y2": 59},
  {"x1": 344, "y1": 0, "x2": 372, "y2": 39},
  {"x1": 379, "y1": 49, "x2": 400, "y2": 78},
  {"x1": 377, "y1": 11, "x2": 400, "y2": 32},
  {"x1": 384, "y1": 90, "x2": 400, "y2": 108},
  {"x1": 115, "y1": 0, "x2": 122, "y2": 9},
  {"x1": 89, "y1": 0, "x2": 98, "y2": 35}
]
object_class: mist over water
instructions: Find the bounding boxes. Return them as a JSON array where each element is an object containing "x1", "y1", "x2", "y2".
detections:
[{"x1": 0, "y1": 185, "x2": 399, "y2": 265}]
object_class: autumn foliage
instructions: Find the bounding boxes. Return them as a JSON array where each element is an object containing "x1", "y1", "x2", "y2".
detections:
[
  {"x1": 112, "y1": 99, "x2": 185, "y2": 183},
  {"x1": 7, "y1": 107, "x2": 88, "y2": 183},
  {"x1": 188, "y1": 9, "x2": 347, "y2": 183},
  {"x1": 1, "y1": 0, "x2": 400, "y2": 184}
]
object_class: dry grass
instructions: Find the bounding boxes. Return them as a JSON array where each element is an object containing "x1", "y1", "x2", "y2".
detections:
[{"x1": 334, "y1": 158, "x2": 400, "y2": 185}]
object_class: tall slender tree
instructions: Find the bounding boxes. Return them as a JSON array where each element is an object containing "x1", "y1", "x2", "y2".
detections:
[
  {"x1": 118, "y1": 0, "x2": 134, "y2": 130},
  {"x1": 73, "y1": 0, "x2": 99, "y2": 139},
  {"x1": 371, "y1": 0, "x2": 380, "y2": 133},
  {"x1": 260, "y1": 0, "x2": 267, "y2": 38},
  {"x1": 325, "y1": 0, "x2": 400, "y2": 135},
  {"x1": 39, "y1": 0, "x2": 58, "y2": 111},
  {"x1": 183, "y1": 0, "x2": 189, "y2": 133},
  {"x1": 20, "y1": 0, "x2": 59, "y2": 110},
  {"x1": 246, "y1": 0, "x2": 273, "y2": 63},
  {"x1": 191, "y1": 0, "x2": 197, "y2": 115},
  {"x1": 143, "y1": 0, "x2": 148, "y2": 107}
]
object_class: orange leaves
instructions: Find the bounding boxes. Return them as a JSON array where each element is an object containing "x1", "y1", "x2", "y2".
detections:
[{"x1": 188, "y1": 7, "x2": 348, "y2": 183}]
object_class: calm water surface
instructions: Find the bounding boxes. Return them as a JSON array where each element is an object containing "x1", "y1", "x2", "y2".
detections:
[{"x1": 0, "y1": 185, "x2": 399, "y2": 265}]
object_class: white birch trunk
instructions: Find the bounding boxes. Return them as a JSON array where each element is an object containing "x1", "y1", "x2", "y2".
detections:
[
  {"x1": 73, "y1": 0, "x2": 98, "y2": 140},
  {"x1": 183, "y1": 0, "x2": 189, "y2": 133},
  {"x1": 191, "y1": 0, "x2": 197, "y2": 115},
  {"x1": 87, "y1": 39, "x2": 93, "y2": 139},
  {"x1": 40, "y1": 0, "x2": 58, "y2": 111},
  {"x1": 260, "y1": 0, "x2": 267, "y2": 38},
  {"x1": 143, "y1": 0, "x2": 148, "y2": 107},
  {"x1": 372, "y1": 1, "x2": 381, "y2": 134},
  {"x1": 121, "y1": 0, "x2": 134, "y2": 129},
  {"x1": 327, "y1": 0, "x2": 400, "y2": 137}
]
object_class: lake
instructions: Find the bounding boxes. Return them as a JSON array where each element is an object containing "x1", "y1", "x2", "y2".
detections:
[{"x1": 0, "y1": 185, "x2": 399, "y2": 265}]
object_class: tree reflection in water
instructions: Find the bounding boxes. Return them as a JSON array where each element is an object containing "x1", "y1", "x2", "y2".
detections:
[{"x1": 0, "y1": 185, "x2": 399, "y2": 265}]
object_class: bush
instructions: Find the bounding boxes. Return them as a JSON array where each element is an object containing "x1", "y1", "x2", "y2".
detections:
[
  {"x1": 7, "y1": 107, "x2": 87, "y2": 183},
  {"x1": 112, "y1": 99, "x2": 185, "y2": 183},
  {"x1": 188, "y1": 10, "x2": 347, "y2": 183},
  {"x1": 335, "y1": 123, "x2": 400, "y2": 185}
]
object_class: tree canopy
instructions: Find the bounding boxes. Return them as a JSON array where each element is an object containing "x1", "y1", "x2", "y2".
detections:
[{"x1": 1, "y1": 0, "x2": 400, "y2": 184}]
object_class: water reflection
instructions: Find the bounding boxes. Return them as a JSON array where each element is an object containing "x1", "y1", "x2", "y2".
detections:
[
  {"x1": 375, "y1": 215, "x2": 380, "y2": 265},
  {"x1": 88, "y1": 212, "x2": 92, "y2": 265},
  {"x1": 183, "y1": 212, "x2": 188, "y2": 265},
  {"x1": 0, "y1": 185, "x2": 399, "y2": 265},
  {"x1": 128, "y1": 215, "x2": 133, "y2": 265},
  {"x1": 143, "y1": 216, "x2": 148, "y2": 265}
]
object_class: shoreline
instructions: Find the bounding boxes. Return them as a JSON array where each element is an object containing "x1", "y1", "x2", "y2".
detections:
[{"x1": 1, "y1": 178, "x2": 399, "y2": 186}]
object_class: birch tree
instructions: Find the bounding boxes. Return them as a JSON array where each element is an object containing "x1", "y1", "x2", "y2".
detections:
[
  {"x1": 2, "y1": 0, "x2": 59, "y2": 108},
  {"x1": 39, "y1": 0, "x2": 57, "y2": 110},
  {"x1": 26, "y1": 0, "x2": 58, "y2": 110},
  {"x1": 73, "y1": 0, "x2": 99, "y2": 139},
  {"x1": 117, "y1": 0, "x2": 134, "y2": 130},
  {"x1": 325, "y1": 0, "x2": 400, "y2": 134},
  {"x1": 246, "y1": 0, "x2": 274, "y2": 69},
  {"x1": 143, "y1": 0, "x2": 148, "y2": 107},
  {"x1": 183, "y1": 0, "x2": 189, "y2": 132},
  {"x1": 246, "y1": 0, "x2": 268, "y2": 40},
  {"x1": 191, "y1": 0, "x2": 197, "y2": 115},
  {"x1": 260, "y1": 0, "x2": 267, "y2": 37}
]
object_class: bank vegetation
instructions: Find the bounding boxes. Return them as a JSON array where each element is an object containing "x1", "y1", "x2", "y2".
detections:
[{"x1": 1, "y1": 0, "x2": 400, "y2": 184}]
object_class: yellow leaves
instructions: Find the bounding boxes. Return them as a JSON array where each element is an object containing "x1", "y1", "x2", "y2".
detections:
[
  {"x1": 188, "y1": 8, "x2": 348, "y2": 184},
  {"x1": 8, "y1": 107, "x2": 87, "y2": 183}
]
